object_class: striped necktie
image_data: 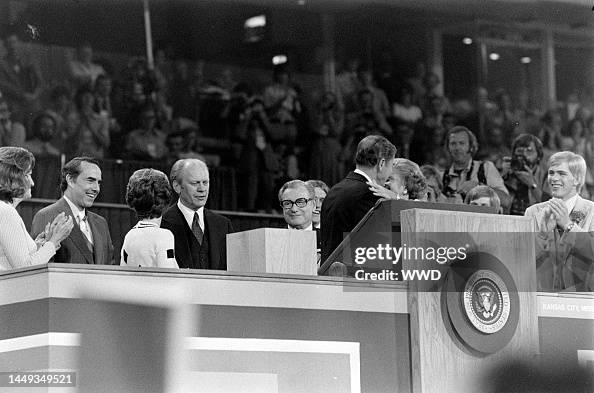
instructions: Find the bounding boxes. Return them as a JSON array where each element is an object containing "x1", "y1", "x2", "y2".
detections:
[{"x1": 192, "y1": 212, "x2": 203, "y2": 245}]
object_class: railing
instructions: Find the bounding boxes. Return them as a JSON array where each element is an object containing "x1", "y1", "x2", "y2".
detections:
[
  {"x1": 31, "y1": 156, "x2": 238, "y2": 210},
  {"x1": 18, "y1": 198, "x2": 285, "y2": 263}
]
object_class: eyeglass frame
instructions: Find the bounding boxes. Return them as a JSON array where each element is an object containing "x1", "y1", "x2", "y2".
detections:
[{"x1": 280, "y1": 198, "x2": 313, "y2": 209}]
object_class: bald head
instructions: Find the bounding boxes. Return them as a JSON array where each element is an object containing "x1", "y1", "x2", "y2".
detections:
[{"x1": 171, "y1": 159, "x2": 210, "y2": 210}]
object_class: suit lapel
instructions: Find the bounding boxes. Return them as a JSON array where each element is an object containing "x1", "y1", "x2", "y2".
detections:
[{"x1": 58, "y1": 198, "x2": 94, "y2": 264}]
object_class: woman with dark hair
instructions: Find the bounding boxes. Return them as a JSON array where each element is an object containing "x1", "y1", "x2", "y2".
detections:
[
  {"x1": 367, "y1": 158, "x2": 428, "y2": 201},
  {"x1": 0, "y1": 146, "x2": 73, "y2": 270},
  {"x1": 23, "y1": 112, "x2": 61, "y2": 157},
  {"x1": 120, "y1": 168, "x2": 178, "y2": 268}
]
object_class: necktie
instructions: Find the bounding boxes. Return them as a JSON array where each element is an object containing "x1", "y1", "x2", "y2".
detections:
[
  {"x1": 192, "y1": 212, "x2": 203, "y2": 245},
  {"x1": 78, "y1": 215, "x2": 94, "y2": 252}
]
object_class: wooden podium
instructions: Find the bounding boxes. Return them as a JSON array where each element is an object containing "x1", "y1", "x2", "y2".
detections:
[
  {"x1": 319, "y1": 200, "x2": 539, "y2": 392},
  {"x1": 401, "y1": 208, "x2": 538, "y2": 393},
  {"x1": 227, "y1": 228, "x2": 317, "y2": 275}
]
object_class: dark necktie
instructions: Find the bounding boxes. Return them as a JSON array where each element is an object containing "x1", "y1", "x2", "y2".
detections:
[{"x1": 192, "y1": 212, "x2": 203, "y2": 245}]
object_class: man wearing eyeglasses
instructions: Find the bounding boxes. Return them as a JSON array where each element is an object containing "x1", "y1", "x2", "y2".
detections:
[
  {"x1": 320, "y1": 135, "x2": 397, "y2": 264},
  {"x1": 278, "y1": 180, "x2": 321, "y2": 264},
  {"x1": 278, "y1": 180, "x2": 316, "y2": 231}
]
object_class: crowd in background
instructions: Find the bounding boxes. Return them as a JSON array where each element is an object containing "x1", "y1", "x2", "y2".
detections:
[{"x1": 2, "y1": 26, "x2": 594, "y2": 214}]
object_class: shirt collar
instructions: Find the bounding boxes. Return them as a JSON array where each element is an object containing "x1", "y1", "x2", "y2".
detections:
[
  {"x1": 287, "y1": 223, "x2": 314, "y2": 231},
  {"x1": 564, "y1": 194, "x2": 579, "y2": 213},
  {"x1": 448, "y1": 159, "x2": 473, "y2": 176},
  {"x1": 354, "y1": 168, "x2": 374, "y2": 184},
  {"x1": 64, "y1": 195, "x2": 86, "y2": 220},
  {"x1": 177, "y1": 199, "x2": 204, "y2": 229}
]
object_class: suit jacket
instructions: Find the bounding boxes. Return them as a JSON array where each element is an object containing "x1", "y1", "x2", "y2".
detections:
[
  {"x1": 525, "y1": 195, "x2": 594, "y2": 291},
  {"x1": 161, "y1": 205, "x2": 234, "y2": 269},
  {"x1": 31, "y1": 197, "x2": 114, "y2": 265},
  {"x1": 320, "y1": 171, "x2": 379, "y2": 263}
]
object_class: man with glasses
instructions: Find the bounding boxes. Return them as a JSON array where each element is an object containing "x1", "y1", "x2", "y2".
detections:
[
  {"x1": 502, "y1": 134, "x2": 550, "y2": 215},
  {"x1": 278, "y1": 180, "x2": 320, "y2": 264},
  {"x1": 278, "y1": 180, "x2": 316, "y2": 231},
  {"x1": 320, "y1": 135, "x2": 396, "y2": 264}
]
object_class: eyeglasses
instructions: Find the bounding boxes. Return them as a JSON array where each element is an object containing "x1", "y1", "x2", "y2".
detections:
[{"x1": 280, "y1": 198, "x2": 312, "y2": 209}]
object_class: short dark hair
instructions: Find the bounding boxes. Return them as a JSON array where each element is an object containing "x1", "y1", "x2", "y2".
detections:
[
  {"x1": 60, "y1": 157, "x2": 100, "y2": 192},
  {"x1": 355, "y1": 135, "x2": 397, "y2": 167},
  {"x1": 31, "y1": 112, "x2": 57, "y2": 139},
  {"x1": 0, "y1": 147, "x2": 35, "y2": 203},
  {"x1": 126, "y1": 168, "x2": 171, "y2": 220},
  {"x1": 511, "y1": 133, "x2": 543, "y2": 163},
  {"x1": 74, "y1": 85, "x2": 94, "y2": 110},
  {"x1": 445, "y1": 126, "x2": 479, "y2": 156}
]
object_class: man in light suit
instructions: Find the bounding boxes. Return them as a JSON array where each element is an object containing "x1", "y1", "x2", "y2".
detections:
[
  {"x1": 525, "y1": 151, "x2": 594, "y2": 291},
  {"x1": 31, "y1": 157, "x2": 114, "y2": 265},
  {"x1": 161, "y1": 159, "x2": 233, "y2": 269}
]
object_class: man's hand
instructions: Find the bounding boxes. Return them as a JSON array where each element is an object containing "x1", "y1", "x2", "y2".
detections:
[
  {"x1": 548, "y1": 198, "x2": 571, "y2": 230},
  {"x1": 515, "y1": 170, "x2": 537, "y2": 188}
]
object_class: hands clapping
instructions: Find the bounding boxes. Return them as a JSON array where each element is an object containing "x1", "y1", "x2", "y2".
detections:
[
  {"x1": 47, "y1": 213, "x2": 74, "y2": 246},
  {"x1": 543, "y1": 198, "x2": 571, "y2": 230}
]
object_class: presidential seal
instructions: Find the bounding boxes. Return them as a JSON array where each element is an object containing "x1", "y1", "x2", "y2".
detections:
[{"x1": 463, "y1": 269, "x2": 510, "y2": 334}]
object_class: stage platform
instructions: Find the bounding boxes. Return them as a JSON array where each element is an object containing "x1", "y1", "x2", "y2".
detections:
[{"x1": 0, "y1": 264, "x2": 592, "y2": 392}]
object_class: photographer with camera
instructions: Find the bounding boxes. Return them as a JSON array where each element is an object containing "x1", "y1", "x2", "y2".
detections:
[
  {"x1": 442, "y1": 126, "x2": 509, "y2": 208},
  {"x1": 502, "y1": 133, "x2": 551, "y2": 215}
]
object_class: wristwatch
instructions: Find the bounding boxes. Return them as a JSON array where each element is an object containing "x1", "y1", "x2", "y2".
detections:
[{"x1": 564, "y1": 222, "x2": 575, "y2": 233}]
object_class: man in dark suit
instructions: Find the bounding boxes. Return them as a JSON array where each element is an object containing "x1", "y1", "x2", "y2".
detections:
[
  {"x1": 161, "y1": 159, "x2": 233, "y2": 269},
  {"x1": 321, "y1": 135, "x2": 396, "y2": 263},
  {"x1": 31, "y1": 157, "x2": 114, "y2": 264}
]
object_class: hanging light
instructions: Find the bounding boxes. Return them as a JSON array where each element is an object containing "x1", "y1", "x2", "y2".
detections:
[
  {"x1": 462, "y1": 37, "x2": 473, "y2": 45},
  {"x1": 489, "y1": 52, "x2": 500, "y2": 61},
  {"x1": 520, "y1": 56, "x2": 531, "y2": 64},
  {"x1": 272, "y1": 55, "x2": 288, "y2": 65}
]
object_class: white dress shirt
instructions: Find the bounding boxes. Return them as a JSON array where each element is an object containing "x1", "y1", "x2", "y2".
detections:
[
  {"x1": 563, "y1": 194, "x2": 579, "y2": 214},
  {"x1": 354, "y1": 168, "x2": 374, "y2": 184},
  {"x1": 64, "y1": 195, "x2": 93, "y2": 244},
  {"x1": 177, "y1": 200, "x2": 204, "y2": 232}
]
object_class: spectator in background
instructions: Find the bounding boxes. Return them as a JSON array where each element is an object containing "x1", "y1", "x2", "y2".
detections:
[
  {"x1": 23, "y1": 112, "x2": 61, "y2": 157},
  {"x1": 405, "y1": 61, "x2": 426, "y2": 106},
  {"x1": 93, "y1": 74, "x2": 122, "y2": 157},
  {"x1": 45, "y1": 85, "x2": 75, "y2": 152},
  {"x1": 358, "y1": 69, "x2": 391, "y2": 119},
  {"x1": 420, "y1": 164, "x2": 446, "y2": 203},
  {"x1": 464, "y1": 185, "x2": 502, "y2": 213},
  {"x1": 263, "y1": 67, "x2": 301, "y2": 145},
  {"x1": 69, "y1": 85, "x2": 110, "y2": 158},
  {"x1": 477, "y1": 126, "x2": 511, "y2": 171},
  {"x1": 305, "y1": 179, "x2": 329, "y2": 230},
  {"x1": 0, "y1": 27, "x2": 43, "y2": 125},
  {"x1": 502, "y1": 134, "x2": 549, "y2": 216},
  {"x1": 68, "y1": 42, "x2": 105, "y2": 89},
  {"x1": 538, "y1": 110, "x2": 563, "y2": 156},
  {"x1": 236, "y1": 96, "x2": 278, "y2": 213},
  {"x1": 442, "y1": 126, "x2": 509, "y2": 208},
  {"x1": 170, "y1": 60, "x2": 197, "y2": 122},
  {"x1": 121, "y1": 168, "x2": 178, "y2": 268},
  {"x1": 125, "y1": 105, "x2": 168, "y2": 162},
  {"x1": 336, "y1": 58, "x2": 361, "y2": 114},
  {"x1": 0, "y1": 98, "x2": 26, "y2": 147},
  {"x1": 165, "y1": 130, "x2": 205, "y2": 168},
  {"x1": 309, "y1": 92, "x2": 344, "y2": 187},
  {"x1": 392, "y1": 86, "x2": 422, "y2": 126},
  {"x1": 347, "y1": 88, "x2": 393, "y2": 138}
]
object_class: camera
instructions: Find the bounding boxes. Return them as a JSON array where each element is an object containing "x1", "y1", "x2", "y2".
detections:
[{"x1": 510, "y1": 155, "x2": 527, "y2": 171}]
